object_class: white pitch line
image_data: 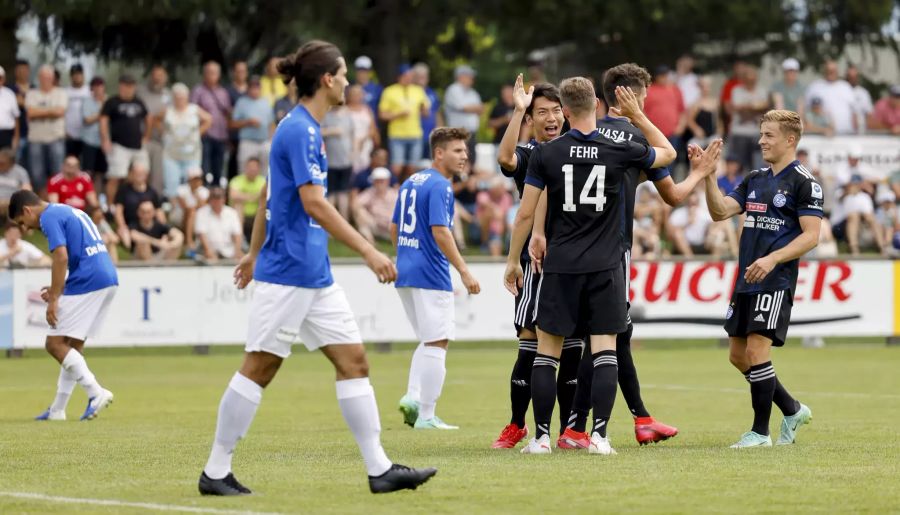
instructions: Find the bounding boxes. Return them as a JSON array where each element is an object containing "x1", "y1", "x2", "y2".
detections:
[
  {"x1": 642, "y1": 383, "x2": 900, "y2": 400},
  {"x1": 0, "y1": 491, "x2": 282, "y2": 515}
]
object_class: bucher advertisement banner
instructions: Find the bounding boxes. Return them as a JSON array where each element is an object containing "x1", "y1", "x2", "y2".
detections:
[{"x1": 3, "y1": 260, "x2": 896, "y2": 349}]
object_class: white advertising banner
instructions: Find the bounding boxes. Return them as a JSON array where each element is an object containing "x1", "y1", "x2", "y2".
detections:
[
  {"x1": 7, "y1": 260, "x2": 896, "y2": 348},
  {"x1": 801, "y1": 135, "x2": 900, "y2": 179}
]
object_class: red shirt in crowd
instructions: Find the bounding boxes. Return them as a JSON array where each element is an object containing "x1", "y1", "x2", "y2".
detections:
[
  {"x1": 720, "y1": 75, "x2": 741, "y2": 105},
  {"x1": 643, "y1": 83, "x2": 685, "y2": 137},
  {"x1": 872, "y1": 97, "x2": 900, "y2": 131},
  {"x1": 47, "y1": 172, "x2": 94, "y2": 210}
]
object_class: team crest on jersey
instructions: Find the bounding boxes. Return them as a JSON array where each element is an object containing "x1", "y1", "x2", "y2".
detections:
[
  {"x1": 773, "y1": 193, "x2": 787, "y2": 208},
  {"x1": 743, "y1": 215, "x2": 755, "y2": 228},
  {"x1": 811, "y1": 183, "x2": 823, "y2": 199}
]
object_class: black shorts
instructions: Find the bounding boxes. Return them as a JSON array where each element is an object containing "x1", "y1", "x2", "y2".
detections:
[
  {"x1": 513, "y1": 259, "x2": 539, "y2": 334},
  {"x1": 724, "y1": 289, "x2": 793, "y2": 347},
  {"x1": 327, "y1": 167, "x2": 353, "y2": 193},
  {"x1": 81, "y1": 144, "x2": 108, "y2": 174},
  {"x1": 534, "y1": 267, "x2": 628, "y2": 337}
]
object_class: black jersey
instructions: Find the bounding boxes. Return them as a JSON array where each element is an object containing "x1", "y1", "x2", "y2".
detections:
[
  {"x1": 502, "y1": 139, "x2": 537, "y2": 262},
  {"x1": 596, "y1": 116, "x2": 671, "y2": 252},
  {"x1": 501, "y1": 138, "x2": 536, "y2": 197},
  {"x1": 525, "y1": 128, "x2": 655, "y2": 274},
  {"x1": 728, "y1": 160, "x2": 824, "y2": 294}
]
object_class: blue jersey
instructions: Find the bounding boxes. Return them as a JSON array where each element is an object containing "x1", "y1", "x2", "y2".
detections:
[
  {"x1": 40, "y1": 204, "x2": 118, "y2": 295},
  {"x1": 728, "y1": 160, "x2": 824, "y2": 294},
  {"x1": 393, "y1": 169, "x2": 454, "y2": 291},
  {"x1": 254, "y1": 104, "x2": 332, "y2": 288}
]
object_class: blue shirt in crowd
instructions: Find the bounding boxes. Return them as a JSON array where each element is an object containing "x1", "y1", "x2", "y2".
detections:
[{"x1": 233, "y1": 96, "x2": 274, "y2": 142}]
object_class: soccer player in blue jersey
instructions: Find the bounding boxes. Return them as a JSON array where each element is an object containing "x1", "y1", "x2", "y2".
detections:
[
  {"x1": 9, "y1": 190, "x2": 118, "y2": 422},
  {"x1": 394, "y1": 127, "x2": 481, "y2": 431},
  {"x1": 700, "y1": 109, "x2": 820, "y2": 448},
  {"x1": 198, "y1": 40, "x2": 436, "y2": 496}
]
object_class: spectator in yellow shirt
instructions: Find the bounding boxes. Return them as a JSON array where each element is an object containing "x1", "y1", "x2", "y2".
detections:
[
  {"x1": 228, "y1": 156, "x2": 266, "y2": 240},
  {"x1": 260, "y1": 57, "x2": 288, "y2": 107},
  {"x1": 378, "y1": 64, "x2": 430, "y2": 179}
]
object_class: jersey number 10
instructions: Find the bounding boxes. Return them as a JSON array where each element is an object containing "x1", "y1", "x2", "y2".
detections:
[{"x1": 562, "y1": 164, "x2": 607, "y2": 212}]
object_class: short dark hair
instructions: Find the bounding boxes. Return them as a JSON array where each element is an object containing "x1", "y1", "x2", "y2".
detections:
[
  {"x1": 602, "y1": 63, "x2": 652, "y2": 107},
  {"x1": 15, "y1": 59, "x2": 29, "y2": 68},
  {"x1": 525, "y1": 83, "x2": 561, "y2": 118},
  {"x1": 8, "y1": 190, "x2": 41, "y2": 220},
  {"x1": 429, "y1": 127, "x2": 470, "y2": 157},
  {"x1": 277, "y1": 40, "x2": 343, "y2": 98}
]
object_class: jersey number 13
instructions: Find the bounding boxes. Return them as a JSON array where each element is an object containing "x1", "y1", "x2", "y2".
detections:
[{"x1": 562, "y1": 164, "x2": 607, "y2": 212}]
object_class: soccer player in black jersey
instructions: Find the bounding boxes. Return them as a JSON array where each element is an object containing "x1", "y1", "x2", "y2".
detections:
[
  {"x1": 530, "y1": 63, "x2": 723, "y2": 448},
  {"x1": 701, "y1": 109, "x2": 820, "y2": 448},
  {"x1": 492, "y1": 75, "x2": 583, "y2": 449},
  {"x1": 504, "y1": 78, "x2": 675, "y2": 455}
]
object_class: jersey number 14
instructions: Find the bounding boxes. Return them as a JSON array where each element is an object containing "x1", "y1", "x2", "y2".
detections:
[{"x1": 562, "y1": 164, "x2": 607, "y2": 212}]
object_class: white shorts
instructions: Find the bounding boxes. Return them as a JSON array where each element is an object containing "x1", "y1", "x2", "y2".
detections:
[
  {"x1": 107, "y1": 143, "x2": 149, "y2": 179},
  {"x1": 397, "y1": 287, "x2": 455, "y2": 344},
  {"x1": 245, "y1": 281, "x2": 362, "y2": 358},
  {"x1": 49, "y1": 286, "x2": 117, "y2": 341}
]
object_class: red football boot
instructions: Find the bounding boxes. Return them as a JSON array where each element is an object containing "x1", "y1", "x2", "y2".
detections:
[
  {"x1": 634, "y1": 416, "x2": 679, "y2": 445},
  {"x1": 492, "y1": 423, "x2": 528, "y2": 449},
  {"x1": 557, "y1": 427, "x2": 591, "y2": 449}
]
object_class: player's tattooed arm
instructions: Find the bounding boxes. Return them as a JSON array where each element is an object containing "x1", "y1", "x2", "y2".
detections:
[
  {"x1": 528, "y1": 189, "x2": 548, "y2": 273},
  {"x1": 614, "y1": 86, "x2": 676, "y2": 168},
  {"x1": 505, "y1": 184, "x2": 541, "y2": 295},
  {"x1": 46, "y1": 246, "x2": 68, "y2": 328},
  {"x1": 497, "y1": 74, "x2": 532, "y2": 173}
]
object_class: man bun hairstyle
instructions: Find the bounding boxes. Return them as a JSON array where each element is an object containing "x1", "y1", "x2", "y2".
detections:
[
  {"x1": 8, "y1": 190, "x2": 41, "y2": 220},
  {"x1": 558, "y1": 77, "x2": 597, "y2": 117},
  {"x1": 429, "y1": 127, "x2": 470, "y2": 157},
  {"x1": 277, "y1": 40, "x2": 343, "y2": 99},
  {"x1": 602, "y1": 63, "x2": 651, "y2": 107},
  {"x1": 760, "y1": 109, "x2": 803, "y2": 144},
  {"x1": 525, "y1": 83, "x2": 561, "y2": 118}
]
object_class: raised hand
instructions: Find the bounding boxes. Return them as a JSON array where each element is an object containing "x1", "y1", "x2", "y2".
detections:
[
  {"x1": 614, "y1": 86, "x2": 642, "y2": 120},
  {"x1": 513, "y1": 73, "x2": 534, "y2": 112},
  {"x1": 689, "y1": 139, "x2": 723, "y2": 177}
]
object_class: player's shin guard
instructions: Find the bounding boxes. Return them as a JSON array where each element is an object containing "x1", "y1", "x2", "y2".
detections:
[
  {"x1": 509, "y1": 339, "x2": 536, "y2": 427},
  {"x1": 748, "y1": 362, "x2": 777, "y2": 436},
  {"x1": 205, "y1": 373, "x2": 262, "y2": 480},
  {"x1": 337, "y1": 377, "x2": 393, "y2": 477},
  {"x1": 591, "y1": 351, "x2": 618, "y2": 438},
  {"x1": 50, "y1": 366, "x2": 76, "y2": 413},
  {"x1": 531, "y1": 354, "x2": 559, "y2": 439},
  {"x1": 616, "y1": 325, "x2": 650, "y2": 418},
  {"x1": 567, "y1": 343, "x2": 593, "y2": 433},
  {"x1": 556, "y1": 339, "x2": 583, "y2": 435}
]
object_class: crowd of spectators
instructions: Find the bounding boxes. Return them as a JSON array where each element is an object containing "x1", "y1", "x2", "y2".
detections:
[{"x1": 0, "y1": 53, "x2": 897, "y2": 265}]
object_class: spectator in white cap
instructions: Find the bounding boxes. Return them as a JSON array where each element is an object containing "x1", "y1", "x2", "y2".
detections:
[
  {"x1": 444, "y1": 64, "x2": 483, "y2": 153},
  {"x1": 869, "y1": 85, "x2": 900, "y2": 135},
  {"x1": 353, "y1": 166, "x2": 398, "y2": 244},
  {"x1": 805, "y1": 60, "x2": 858, "y2": 134},
  {"x1": 175, "y1": 165, "x2": 210, "y2": 249},
  {"x1": 0, "y1": 65, "x2": 22, "y2": 150},
  {"x1": 846, "y1": 64, "x2": 873, "y2": 134},
  {"x1": 771, "y1": 58, "x2": 805, "y2": 115},
  {"x1": 353, "y1": 55, "x2": 383, "y2": 120}
]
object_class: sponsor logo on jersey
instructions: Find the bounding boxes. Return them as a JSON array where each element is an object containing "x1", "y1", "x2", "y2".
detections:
[
  {"x1": 753, "y1": 215, "x2": 786, "y2": 231},
  {"x1": 748, "y1": 191, "x2": 757, "y2": 200},
  {"x1": 747, "y1": 202, "x2": 767, "y2": 213},
  {"x1": 754, "y1": 313, "x2": 766, "y2": 323},
  {"x1": 744, "y1": 215, "x2": 756, "y2": 228},
  {"x1": 409, "y1": 172, "x2": 431, "y2": 185},
  {"x1": 773, "y1": 193, "x2": 787, "y2": 207},
  {"x1": 397, "y1": 234, "x2": 420, "y2": 249},
  {"x1": 811, "y1": 182, "x2": 823, "y2": 199}
]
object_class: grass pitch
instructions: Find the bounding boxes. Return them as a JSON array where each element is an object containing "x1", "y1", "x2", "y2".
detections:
[{"x1": 1, "y1": 342, "x2": 899, "y2": 514}]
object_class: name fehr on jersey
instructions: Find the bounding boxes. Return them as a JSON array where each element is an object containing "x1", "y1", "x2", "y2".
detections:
[{"x1": 728, "y1": 160, "x2": 824, "y2": 294}]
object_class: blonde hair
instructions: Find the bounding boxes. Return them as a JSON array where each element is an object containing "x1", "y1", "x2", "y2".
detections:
[
  {"x1": 559, "y1": 77, "x2": 597, "y2": 117},
  {"x1": 760, "y1": 109, "x2": 803, "y2": 144}
]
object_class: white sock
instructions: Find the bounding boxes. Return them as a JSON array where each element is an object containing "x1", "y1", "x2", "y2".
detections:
[
  {"x1": 417, "y1": 346, "x2": 447, "y2": 421},
  {"x1": 336, "y1": 378, "x2": 392, "y2": 477},
  {"x1": 61, "y1": 349, "x2": 102, "y2": 398},
  {"x1": 405, "y1": 343, "x2": 427, "y2": 402},
  {"x1": 50, "y1": 366, "x2": 76, "y2": 412},
  {"x1": 204, "y1": 372, "x2": 262, "y2": 480}
]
